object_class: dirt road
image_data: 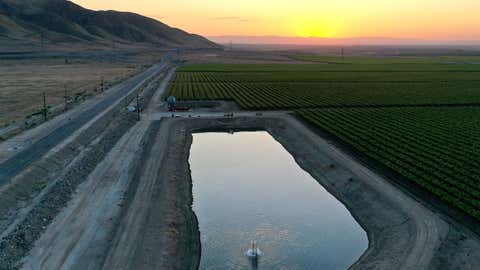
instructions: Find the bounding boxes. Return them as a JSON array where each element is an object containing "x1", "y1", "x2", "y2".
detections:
[
  {"x1": 101, "y1": 119, "x2": 199, "y2": 270},
  {"x1": 21, "y1": 121, "x2": 155, "y2": 270}
]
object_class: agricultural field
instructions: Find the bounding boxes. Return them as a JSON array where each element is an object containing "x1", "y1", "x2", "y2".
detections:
[
  {"x1": 288, "y1": 54, "x2": 480, "y2": 64},
  {"x1": 298, "y1": 107, "x2": 480, "y2": 220},
  {"x1": 165, "y1": 61, "x2": 480, "y2": 221},
  {"x1": 165, "y1": 63, "x2": 480, "y2": 109}
]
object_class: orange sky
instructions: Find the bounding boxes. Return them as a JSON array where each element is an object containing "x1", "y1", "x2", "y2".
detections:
[{"x1": 72, "y1": 0, "x2": 480, "y2": 41}]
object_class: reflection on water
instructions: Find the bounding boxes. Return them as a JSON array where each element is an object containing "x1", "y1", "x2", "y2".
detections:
[{"x1": 190, "y1": 132, "x2": 368, "y2": 270}]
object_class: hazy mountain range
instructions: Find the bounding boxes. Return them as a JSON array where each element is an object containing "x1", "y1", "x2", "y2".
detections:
[
  {"x1": 209, "y1": 35, "x2": 480, "y2": 46},
  {"x1": 0, "y1": 0, "x2": 219, "y2": 50}
]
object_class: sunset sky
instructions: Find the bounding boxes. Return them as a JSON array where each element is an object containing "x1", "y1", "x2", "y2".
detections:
[{"x1": 72, "y1": 0, "x2": 480, "y2": 41}]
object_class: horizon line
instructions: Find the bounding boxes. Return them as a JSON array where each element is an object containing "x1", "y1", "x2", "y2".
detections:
[{"x1": 206, "y1": 35, "x2": 480, "y2": 46}]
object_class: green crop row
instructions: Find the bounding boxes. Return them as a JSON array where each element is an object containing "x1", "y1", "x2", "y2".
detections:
[
  {"x1": 173, "y1": 70, "x2": 480, "y2": 83},
  {"x1": 165, "y1": 80, "x2": 480, "y2": 109},
  {"x1": 165, "y1": 64, "x2": 480, "y2": 109},
  {"x1": 297, "y1": 107, "x2": 480, "y2": 221}
]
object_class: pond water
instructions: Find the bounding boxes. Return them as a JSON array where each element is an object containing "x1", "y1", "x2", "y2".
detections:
[{"x1": 190, "y1": 132, "x2": 368, "y2": 270}]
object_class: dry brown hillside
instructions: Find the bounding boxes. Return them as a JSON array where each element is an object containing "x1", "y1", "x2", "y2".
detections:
[{"x1": 0, "y1": 0, "x2": 219, "y2": 50}]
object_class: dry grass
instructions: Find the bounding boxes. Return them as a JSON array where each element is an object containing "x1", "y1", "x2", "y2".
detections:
[{"x1": 0, "y1": 58, "x2": 140, "y2": 127}]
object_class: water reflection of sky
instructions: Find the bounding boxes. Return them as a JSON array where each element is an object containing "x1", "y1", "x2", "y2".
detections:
[{"x1": 190, "y1": 132, "x2": 368, "y2": 270}]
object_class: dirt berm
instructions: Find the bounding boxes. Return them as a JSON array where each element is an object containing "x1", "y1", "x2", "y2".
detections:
[{"x1": 104, "y1": 115, "x2": 480, "y2": 270}]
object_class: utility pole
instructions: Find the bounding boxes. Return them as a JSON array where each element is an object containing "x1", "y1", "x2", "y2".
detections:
[
  {"x1": 40, "y1": 32, "x2": 45, "y2": 51},
  {"x1": 42, "y1": 92, "x2": 47, "y2": 121},
  {"x1": 136, "y1": 95, "x2": 141, "y2": 121},
  {"x1": 100, "y1": 76, "x2": 105, "y2": 92},
  {"x1": 64, "y1": 85, "x2": 68, "y2": 112}
]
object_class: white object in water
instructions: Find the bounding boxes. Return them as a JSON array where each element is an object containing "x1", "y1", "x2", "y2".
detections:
[{"x1": 245, "y1": 240, "x2": 262, "y2": 258}]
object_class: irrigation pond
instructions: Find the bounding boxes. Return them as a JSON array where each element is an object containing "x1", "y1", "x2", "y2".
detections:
[{"x1": 190, "y1": 131, "x2": 368, "y2": 270}]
